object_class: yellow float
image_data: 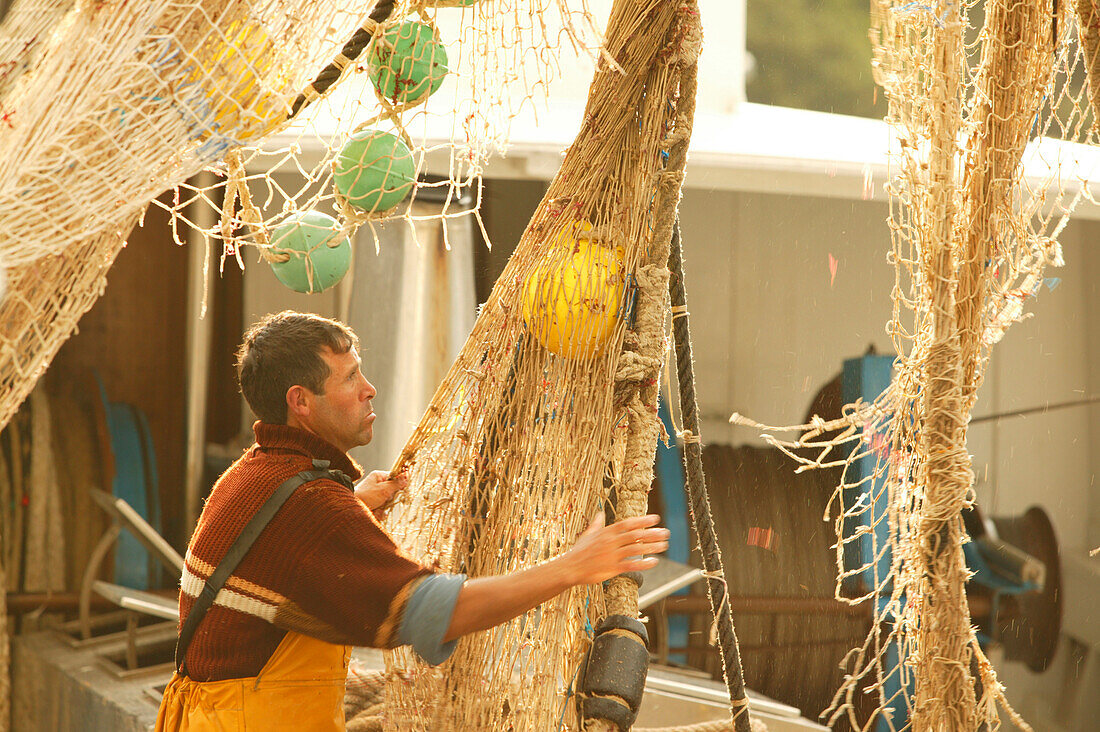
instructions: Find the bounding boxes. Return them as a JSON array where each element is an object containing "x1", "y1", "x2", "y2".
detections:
[
  {"x1": 184, "y1": 21, "x2": 292, "y2": 142},
  {"x1": 521, "y1": 222, "x2": 626, "y2": 358}
]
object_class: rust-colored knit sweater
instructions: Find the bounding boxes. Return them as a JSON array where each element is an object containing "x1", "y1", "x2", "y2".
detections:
[{"x1": 178, "y1": 422, "x2": 430, "y2": 681}]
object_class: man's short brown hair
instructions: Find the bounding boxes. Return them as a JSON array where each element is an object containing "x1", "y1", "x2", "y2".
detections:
[{"x1": 236, "y1": 311, "x2": 359, "y2": 424}]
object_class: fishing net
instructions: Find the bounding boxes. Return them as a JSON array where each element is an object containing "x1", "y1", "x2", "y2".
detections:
[
  {"x1": 163, "y1": 0, "x2": 609, "y2": 284},
  {"x1": 0, "y1": 0, "x2": 602, "y2": 432},
  {"x1": 3, "y1": 0, "x2": 718, "y2": 729},
  {"x1": 372, "y1": 1, "x2": 702, "y2": 729},
  {"x1": 732, "y1": 1, "x2": 1099, "y2": 730}
]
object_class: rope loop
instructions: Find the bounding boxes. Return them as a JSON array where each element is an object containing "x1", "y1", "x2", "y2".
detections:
[{"x1": 677, "y1": 429, "x2": 701, "y2": 444}]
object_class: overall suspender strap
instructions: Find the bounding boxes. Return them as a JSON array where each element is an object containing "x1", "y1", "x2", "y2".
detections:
[{"x1": 175, "y1": 459, "x2": 355, "y2": 675}]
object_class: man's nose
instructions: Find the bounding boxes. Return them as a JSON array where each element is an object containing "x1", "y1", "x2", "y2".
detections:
[{"x1": 363, "y1": 378, "x2": 377, "y2": 400}]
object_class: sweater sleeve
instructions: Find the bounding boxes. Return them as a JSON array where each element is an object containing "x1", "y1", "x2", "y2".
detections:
[
  {"x1": 277, "y1": 483, "x2": 432, "y2": 648},
  {"x1": 397, "y1": 572, "x2": 467, "y2": 665}
]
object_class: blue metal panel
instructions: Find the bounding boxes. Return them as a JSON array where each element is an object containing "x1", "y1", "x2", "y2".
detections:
[
  {"x1": 106, "y1": 402, "x2": 152, "y2": 589},
  {"x1": 133, "y1": 405, "x2": 162, "y2": 587},
  {"x1": 840, "y1": 355, "x2": 895, "y2": 595},
  {"x1": 656, "y1": 391, "x2": 690, "y2": 663},
  {"x1": 97, "y1": 376, "x2": 158, "y2": 590},
  {"x1": 840, "y1": 355, "x2": 906, "y2": 732}
]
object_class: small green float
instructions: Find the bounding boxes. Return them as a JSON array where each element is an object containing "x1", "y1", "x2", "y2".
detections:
[
  {"x1": 333, "y1": 129, "x2": 416, "y2": 213},
  {"x1": 269, "y1": 211, "x2": 351, "y2": 294},
  {"x1": 368, "y1": 21, "x2": 448, "y2": 105}
]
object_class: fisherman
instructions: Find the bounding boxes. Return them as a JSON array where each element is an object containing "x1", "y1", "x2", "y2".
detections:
[{"x1": 155, "y1": 310, "x2": 669, "y2": 730}]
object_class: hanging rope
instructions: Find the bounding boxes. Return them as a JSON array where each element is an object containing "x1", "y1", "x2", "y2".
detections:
[
  {"x1": 289, "y1": 0, "x2": 399, "y2": 117},
  {"x1": 668, "y1": 220, "x2": 751, "y2": 732},
  {"x1": 580, "y1": 6, "x2": 705, "y2": 731}
]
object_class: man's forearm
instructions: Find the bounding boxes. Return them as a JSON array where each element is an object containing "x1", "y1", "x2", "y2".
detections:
[
  {"x1": 438, "y1": 513, "x2": 668, "y2": 645},
  {"x1": 443, "y1": 555, "x2": 579, "y2": 642}
]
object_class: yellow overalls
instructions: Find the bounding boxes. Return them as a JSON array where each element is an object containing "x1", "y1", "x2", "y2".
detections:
[{"x1": 155, "y1": 631, "x2": 352, "y2": 731}]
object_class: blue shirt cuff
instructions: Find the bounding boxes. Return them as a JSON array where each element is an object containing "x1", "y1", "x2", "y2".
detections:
[{"x1": 396, "y1": 573, "x2": 467, "y2": 666}]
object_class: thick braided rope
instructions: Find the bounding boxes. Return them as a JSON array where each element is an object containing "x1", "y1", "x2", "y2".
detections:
[
  {"x1": 911, "y1": 2, "x2": 1059, "y2": 728},
  {"x1": 635, "y1": 718, "x2": 768, "y2": 732},
  {"x1": 1078, "y1": 0, "x2": 1100, "y2": 132},
  {"x1": 587, "y1": 5, "x2": 705, "y2": 731},
  {"x1": 907, "y1": 5, "x2": 977, "y2": 726}
]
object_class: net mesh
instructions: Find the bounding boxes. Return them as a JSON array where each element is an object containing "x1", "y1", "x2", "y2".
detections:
[
  {"x1": 732, "y1": 1, "x2": 1099, "y2": 730},
  {"x1": 0, "y1": 0, "x2": 601, "y2": 432},
  {"x1": 163, "y1": 0, "x2": 609, "y2": 276},
  {"x1": 376, "y1": 2, "x2": 700, "y2": 729},
  {"x1": 1, "y1": 1, "x2": 702, "y2": 729}
]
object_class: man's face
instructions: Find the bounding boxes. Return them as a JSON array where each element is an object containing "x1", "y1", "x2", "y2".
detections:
[{"x1": 302, "y1": 346, "x2": 377, "y2": 453}]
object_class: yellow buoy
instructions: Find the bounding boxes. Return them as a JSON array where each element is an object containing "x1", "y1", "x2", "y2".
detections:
[
  {"x1": 183, "y1": 21, "x2": 292, "y2": 142},
  {"x1": 521, "y1": 222, "x2": 626, "y2": 358}
]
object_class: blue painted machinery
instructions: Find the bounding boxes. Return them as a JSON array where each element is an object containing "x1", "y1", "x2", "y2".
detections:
[
  {"x1": 654, "y1": 394, "x2": 691, "y2": 664},
  {"x1": 96, "y1": 375, "x2": 164, "y2": 590}
]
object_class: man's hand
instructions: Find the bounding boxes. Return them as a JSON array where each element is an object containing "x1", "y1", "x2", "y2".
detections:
[
  {"x1": 560, "y1": 513, "x2": 669, "y2": 585},
  {"x1": 442, "y1": 513, "x2": 670, "y2": 642},
  {"x1": 354, "y1": 471, "x2": 408, "y2": 516}
]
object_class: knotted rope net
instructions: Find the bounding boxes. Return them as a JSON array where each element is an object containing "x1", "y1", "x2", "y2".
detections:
[
  {"x1": 373, "y1": 1, "x2": 703, "y2": 729},
  {"x1": 4, "y1": 1, "x2": 730, "y2": 729},
  {"x1": 0, "y1": 2, "x2": 625, "y2": 726},
  {"x1": 0, "y1": 0, "x2": 602, "y2": 432},
  {"x1": 733, "y1": 2, "x2": 1099, "y2": 730}
]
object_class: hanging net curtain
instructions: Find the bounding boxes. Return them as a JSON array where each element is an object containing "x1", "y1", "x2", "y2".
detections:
[
  {"x1": 0, "y1": 0, "x2": 604, "y2": 434},
  {"x1": 0, "y1": 1, "x2": 713, "y2": 729},
  {"x1": 734, "y1": 1, "x2": 1100, "y2": 730},
  {"x1": 378, "y1": 1, "x2": 702, "y2": 729},
  {"x1": 0, "y1": 0, "x2": 372, "y2": 430}
]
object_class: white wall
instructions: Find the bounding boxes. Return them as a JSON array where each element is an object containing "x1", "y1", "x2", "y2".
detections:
[
  {"x1": 979, "y1": 217, "x2": 1100, "y2": 732},
  {"x1": 681, "y1": 190, "x2": 895, "y2": 440},
  {"x1": 678, "y1": 186, "x2": 1095, "y2": 550},
  {"x1": 970, "y1": 220, "x2": 1092, "y2": 553}
]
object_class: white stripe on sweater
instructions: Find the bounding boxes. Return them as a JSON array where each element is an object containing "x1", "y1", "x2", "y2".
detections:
[
  {"x1": 184, "y1": 549, "x2": 288, "y2": 605},
  {"x1": 181, "y1": 564, "x2": 278, "y2": 622}
]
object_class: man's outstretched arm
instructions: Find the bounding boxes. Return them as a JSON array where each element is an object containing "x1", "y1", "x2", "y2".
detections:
[{"x1": 442, "y1": 513, "x2": 669, "y2": 642}]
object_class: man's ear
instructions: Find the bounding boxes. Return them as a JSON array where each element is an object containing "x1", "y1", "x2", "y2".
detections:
[{"x1": 285, "y1": 385, "x2": 310, "y2": 422}]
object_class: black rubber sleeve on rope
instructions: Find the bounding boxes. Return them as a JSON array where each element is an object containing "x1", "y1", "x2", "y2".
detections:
[
  {"x1": 289, "y1": 0, "x2": 398, "y2": 118},
  {"x1": 579, "y1": 696, "x2": 637, "y2": 732},
  {"x1": 577, "y1": 615, "x2": 649, "y2": 731},
  {"x1": 595, "y1": 614, "x2": 649, "y2": 646}
]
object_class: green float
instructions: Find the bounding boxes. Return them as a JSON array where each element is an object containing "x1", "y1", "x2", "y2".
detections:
[
  {"x1": 368, "y1": 21, "x2": 448, "y2": 105},
  {"x1": 269, "y1": 211, "x2": 351, "y2": 294},
  {"x1": 334, "y1": 129, "x2": 416, "y2": 213}
]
